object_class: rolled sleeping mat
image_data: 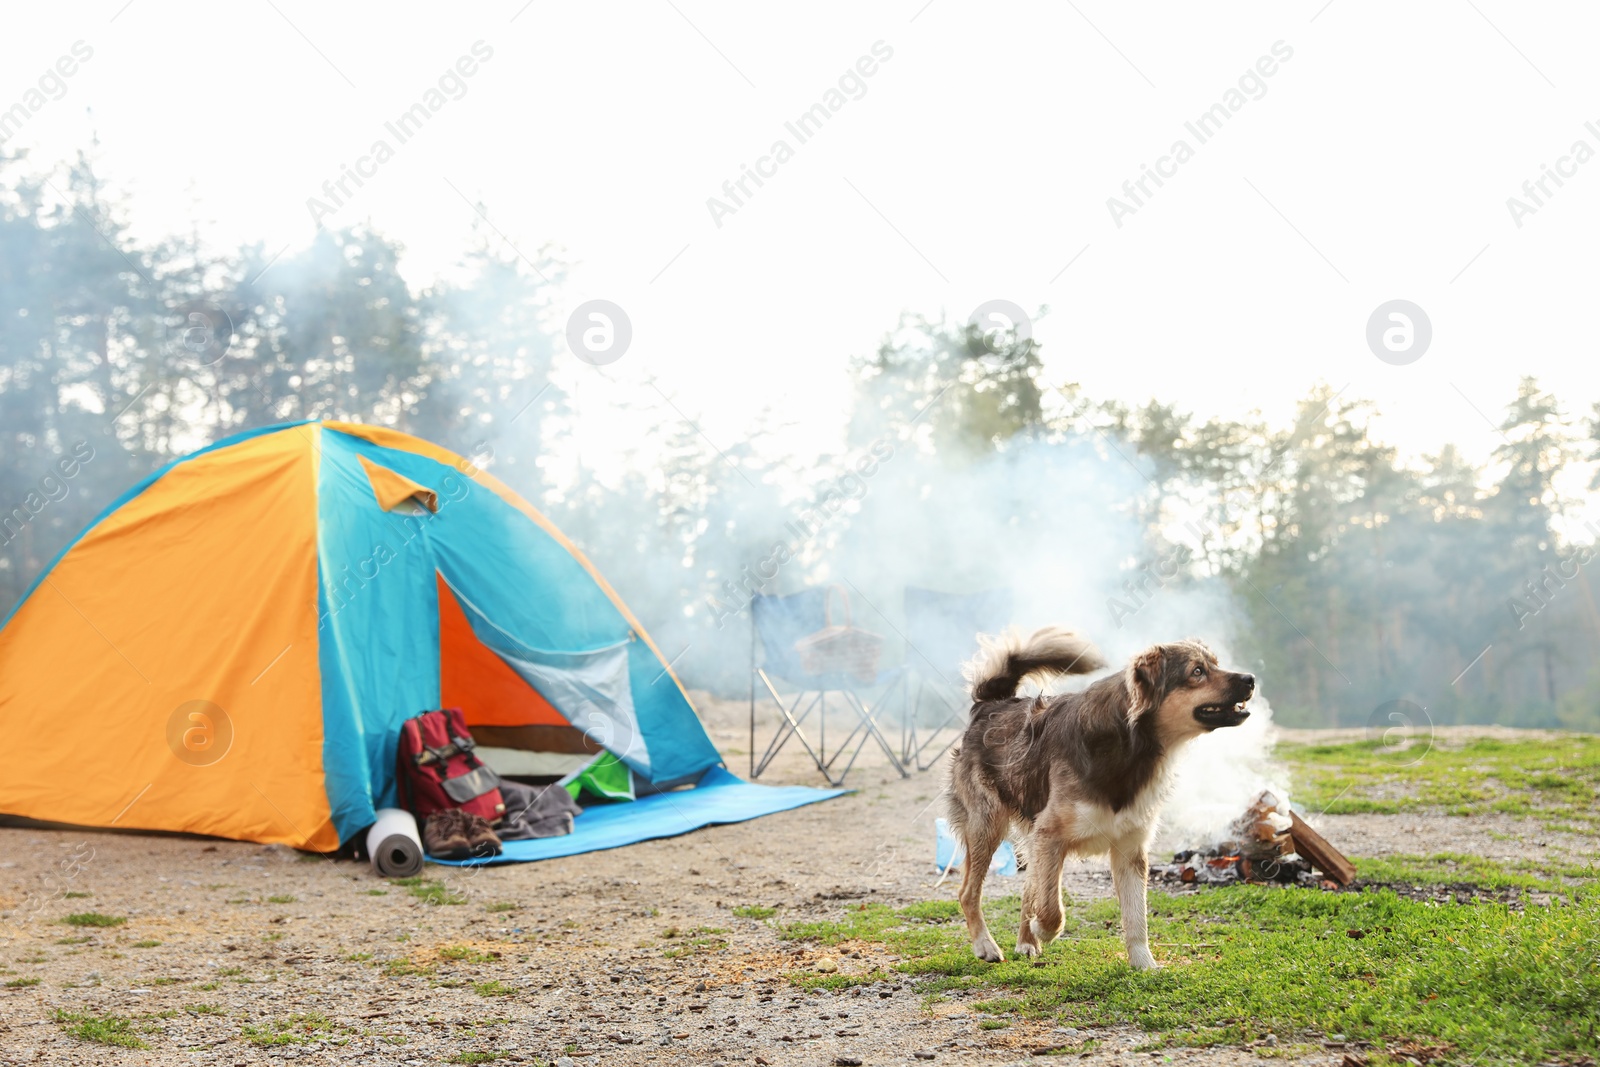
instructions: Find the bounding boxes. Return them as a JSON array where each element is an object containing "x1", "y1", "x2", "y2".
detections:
[{"x1": 367, "y1": 808, "x2": 425, "y2": 878}]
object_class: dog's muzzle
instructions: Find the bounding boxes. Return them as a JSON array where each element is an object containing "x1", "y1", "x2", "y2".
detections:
[
  {"x1": 1193, "y1": 701, "x2": 1251, "y2": 729},
  {"x1": 1194, "y1": 675, "x2": 1255, "y2": 730}
]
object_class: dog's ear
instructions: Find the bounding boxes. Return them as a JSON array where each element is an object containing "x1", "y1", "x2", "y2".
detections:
[{"x1": 1124, "y1": 645, "x2": 1165, "y2": 722}]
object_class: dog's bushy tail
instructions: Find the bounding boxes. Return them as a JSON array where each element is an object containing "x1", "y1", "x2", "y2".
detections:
[{"x1": 962, "y1": 626, "x2": 1105, "y2": 702}]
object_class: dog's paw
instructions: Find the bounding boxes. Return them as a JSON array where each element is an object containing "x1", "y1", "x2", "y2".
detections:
[
  {"x1": 1127, "y1": 946, "x2": 1160, "y2": 971},
  {"x1": 971, "y1": 935, "x2": 1005, "y2": 963},
  {"x1": 1014, "y1": 938, "x2": 1042, "y2": 959}
]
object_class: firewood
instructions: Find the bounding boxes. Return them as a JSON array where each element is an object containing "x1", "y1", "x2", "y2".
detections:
[{"x1": 1289, "y1": 811, "x2": 1356, "y2": 886}]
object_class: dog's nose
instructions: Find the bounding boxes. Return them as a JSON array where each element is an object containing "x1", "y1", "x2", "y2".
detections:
[{"x1": 1240, "y1": 673, "x2": 1256, "y2": 692}]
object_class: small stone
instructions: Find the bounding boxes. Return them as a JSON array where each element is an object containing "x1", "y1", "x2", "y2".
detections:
[
  {"x1": 814, "y1": 957, "x2": 839, "y2": 973},
  {"x1": 914, "y1": 1053, "x2": 937, "y2": 1061},
  {"x1": 836, "y1": 1059, "x2": 863, "y2": 1067}
]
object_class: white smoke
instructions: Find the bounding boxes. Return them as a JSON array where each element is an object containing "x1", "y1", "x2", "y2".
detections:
[
  {"x1": 1156, "y1": 692, "x2": 1287, "y2": 850},
  {"x1": 823, "y1": 435, "x2": 1292, "y2": 845}
]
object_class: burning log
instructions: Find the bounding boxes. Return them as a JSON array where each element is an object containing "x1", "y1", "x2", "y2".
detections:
[
  {"x1": 1226, "y1": 790, "x2": 1297, "y2": 863},
  {"x1": 1289, "y1": 811, "x2": 1356, "y2": 886},
  {"x1": 1154, "y1": 790, "x2": 1356, "y2": 891}
]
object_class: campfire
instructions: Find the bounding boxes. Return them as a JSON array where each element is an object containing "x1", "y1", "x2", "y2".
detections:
[{"x1": 1155, "y1": 790, "x2": 1356, "y2": 890}]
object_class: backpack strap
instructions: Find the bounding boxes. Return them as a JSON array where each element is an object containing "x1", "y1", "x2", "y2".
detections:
[{"x1": 414, "y1": 734, "x2": 478, "y2": 769}]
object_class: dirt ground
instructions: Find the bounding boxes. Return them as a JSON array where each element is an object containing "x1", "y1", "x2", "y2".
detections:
[{"x1": 1, "y1": 699, "x2": 1591, "y2": 1067}]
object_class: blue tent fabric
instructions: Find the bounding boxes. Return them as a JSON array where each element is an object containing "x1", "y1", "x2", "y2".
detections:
[
  {"x1": 429, "y1": 767, "x2": 845, "y2": 866},
  {"x1": 310, "y1": 427, "x2": 724, "y2": 842},
  {"x1": 325, "y1": 429, "x2": 721, "y2": 784}
]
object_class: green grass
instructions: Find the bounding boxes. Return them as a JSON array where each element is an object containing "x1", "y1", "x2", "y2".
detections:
[
  {"x1": 52, "y1": 1009, "x2": 148, "y2": 1049},
  {"x1": 439, "y1": 944, "x2": 497, "y2": 964},
  {"x1": 732, "y1": 904, "x2": 779, "y2": 919},
  {"x1": 55, "y1": 936, "x2": 91, "y2": 945},
  {"x1": 5, "y1": 977, "x2": 40, "y2": 988},
  {"x1": 661, "y1": 925, "x2": 730, "y2": 958},
  {"x1": 783, "y1": 876, "x2": 1600, "y2": 1063},
  {"x1": 61, "y1": 912, "x2": 124, "y2": 927},
  {"x1": 130, "y1": 939, "x2": 162, "y2": 948},
  {"x1": 1280, "y1": 735, "x2": 1600, "y2": 830},
  {"x1": 63, "y1": 891, "x2": 92, "y2": 899},
  {"x1": 185, "y1": 1003, "x2": 225, "y2": 1015},
  {"x1": 266, "y1": 894, "x2": 296, "y2": 904},
  {"x1": 447, "y1": 1052, "x2": 509, "y2": 1064},
  {"x1": 472, "y1": 979, "x2": 516, "y2": 997},
  {"x1": 1356, "y1": 852, "x2": 1599, "y2": 897},
  {"x1": 484, "y1": 901, "x2": 517, "y2": 913},
  {"x1": 241, "y1": 1011, "x2": 333, "y2": 1046},
  {"x1": 392, "y1": 876, "x2": 466, "y2": 906}
]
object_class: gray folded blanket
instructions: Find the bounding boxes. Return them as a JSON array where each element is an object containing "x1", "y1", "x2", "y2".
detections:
[{"x1": 497, "y1": 779, "x2": 582, "y2": 840}]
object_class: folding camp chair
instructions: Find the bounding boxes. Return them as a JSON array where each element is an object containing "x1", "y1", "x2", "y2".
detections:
[
  {"x1": 748, "y1": 589, "x2": 908, "y2": 787},
  {"x1": 894, "y1": 586, "x2": 1014, "y2": 771}
]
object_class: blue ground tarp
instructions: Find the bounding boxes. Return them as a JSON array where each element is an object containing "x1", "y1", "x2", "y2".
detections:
[{"x1": 429, "y1": 767, "x2": 845, "y2": 866}]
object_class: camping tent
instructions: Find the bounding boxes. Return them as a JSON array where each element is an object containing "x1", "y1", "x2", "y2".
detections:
[{"x1": 0, "y1": 421, "x2": 833, "y2": 855}]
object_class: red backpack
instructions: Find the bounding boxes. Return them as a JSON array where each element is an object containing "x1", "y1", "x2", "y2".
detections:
[{"x1": 396, "y1": 708, "x2": 505, "y2": 824}]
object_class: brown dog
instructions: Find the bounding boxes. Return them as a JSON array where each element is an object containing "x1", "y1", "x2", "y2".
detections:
[{"x1": 946, "y1": 627, "x2": 1255, "y2": 969}]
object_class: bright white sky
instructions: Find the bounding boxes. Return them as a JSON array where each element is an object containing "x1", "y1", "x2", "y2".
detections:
[{"x1": 6, "y1": 1, "x2": 1600, "y2": 479}]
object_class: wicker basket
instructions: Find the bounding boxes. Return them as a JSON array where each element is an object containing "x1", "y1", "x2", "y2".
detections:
[{"x1": 793, "y1": 585, "x2": 883, "y2": 683}]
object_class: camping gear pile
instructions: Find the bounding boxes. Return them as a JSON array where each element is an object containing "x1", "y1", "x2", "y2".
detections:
[
  {"x1": 0, "y1": 421, "x2": 841, "y2": 866},
  {"x1": 396, "y1": 707, "x2": 507, "y2": 860},
  {"x1": 393, "y1": 706, "x2": 594, "y2": 861}
]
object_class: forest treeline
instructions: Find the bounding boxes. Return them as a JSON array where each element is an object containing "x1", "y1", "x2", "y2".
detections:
[{"x1": 4, "y1": 156, "x2": 1598, "y2": 730}]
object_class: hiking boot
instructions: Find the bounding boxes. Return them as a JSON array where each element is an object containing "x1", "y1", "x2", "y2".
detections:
[
  {"x1": 461, "y1": 812, "x2": 503, "y2": 858},
  {"x1": 423, "y1": 809, "x2": 471, "y2": 860}
]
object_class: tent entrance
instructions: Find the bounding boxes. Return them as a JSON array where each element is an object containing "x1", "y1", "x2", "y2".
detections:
[{"x1": 436, "y1": 574, "x2": 597, "y2": 778}]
